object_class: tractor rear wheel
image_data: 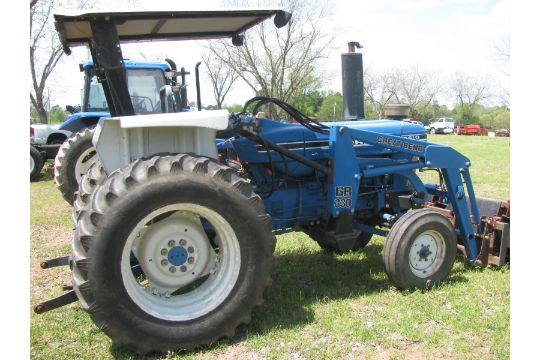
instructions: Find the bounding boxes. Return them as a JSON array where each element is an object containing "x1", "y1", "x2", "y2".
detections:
[
  {"x1": 383, "y1": 208, "x2": 456, "y2": 290},
  {"x1": 72, "y1": 154, "x2": 275, "y2": 354},
  {"x1": 54, "y1": 127, "x2": 98, "y2": 204},
  {"x1": 30, "y1": 145, "x2": 44, "y2": 181},
  {"x1": 72, "y1": 160, "x2": 107, "y2": 225}
]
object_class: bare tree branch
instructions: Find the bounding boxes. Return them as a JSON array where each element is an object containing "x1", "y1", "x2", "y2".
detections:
[
  {"x1": 207, "y1": 0, "x2": 336, "y2": 119},
  {"x1": 202, "y1": 53, "x2": 239, "y2": 109}
]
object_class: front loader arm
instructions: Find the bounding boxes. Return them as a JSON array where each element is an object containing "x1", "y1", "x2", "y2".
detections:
[{"x1": 328, "y1": 126, "x2": 481, "y2": 263}]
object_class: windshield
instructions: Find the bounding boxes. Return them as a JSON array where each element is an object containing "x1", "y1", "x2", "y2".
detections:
[{"x1": 84, "y1": 68, "x2": 166, "y2": 114}]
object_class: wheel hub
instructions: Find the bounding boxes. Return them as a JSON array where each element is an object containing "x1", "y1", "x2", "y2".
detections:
[
  {"x1": 409, "y1": 230, "x2": 445, "y2": 278},
  {"x1": 418, "y1": 244, "x2": 433, "y2": 261},
  {"x1": 132, "y1": 212, "x2": 214, "y2": 294},
  {"x1": 167, "y1": 245, "x2": 189, "y2": 266}
]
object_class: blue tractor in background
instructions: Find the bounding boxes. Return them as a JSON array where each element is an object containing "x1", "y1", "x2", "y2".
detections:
[
  {"x1": 53, "y1": 58, "x2": 193, "y2": 203},
  {"x1": 34, "y1": 8, "x2": 510, "y2": 355}
]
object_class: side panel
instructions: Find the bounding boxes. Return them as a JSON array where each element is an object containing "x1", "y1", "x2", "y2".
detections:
[{"x1": 95, "y1": 118, "x2": 219, "y2": 173}]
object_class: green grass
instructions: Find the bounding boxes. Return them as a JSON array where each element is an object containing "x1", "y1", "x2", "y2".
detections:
[
  {"x1": 30, "y1": 135, "x2": 510, "y2": 359},
  {"x1": 422, "y1": 134, "x2": 510, "y2": 200}
]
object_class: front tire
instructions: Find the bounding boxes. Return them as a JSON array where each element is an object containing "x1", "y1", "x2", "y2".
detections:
[
  {"x1": 72, "y1": 154, "x2": 275, "y2": 354},
  {"x1": 54, "y1": 127, "x2": 98, "y2": 204},
  {"x1": 383, "y1": 209, "x2": 456, "y2": 290}
]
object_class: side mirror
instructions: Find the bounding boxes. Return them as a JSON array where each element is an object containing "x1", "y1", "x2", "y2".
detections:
[
  {"x1": 274, "y1": 10, "x2": 292, "y2": 28},
  {"x1": 65, "y1": 105, "x2": 80, "y2": 114},
  {"x1": 232, "y1": 34, "x2": 244, "y2": 46}
]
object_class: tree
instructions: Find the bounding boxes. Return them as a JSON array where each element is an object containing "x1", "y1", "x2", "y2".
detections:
[
  {"x1": 208, "y1": 0, "x2": 335, "y2": 119},
  {"x1": 290, "y1": 86, "x2": 325, "y2": 118},
  {"x1": 318, "y1": 92, "x2": 343, "y2": 121},
  {"x1": 225, "y1": 103, "x2": 244, "y2": 113},
  {"x1": 394, "y1": 66, "x2": 443, "y2": 121},
  {"x1": 363, "y1": 67, "x2": 399, "y2": 118},
  {"x1": 450, "y1": 72, "x2": 491, "y2": 124},
  {"x1": 30, "y1": 0, "x2": 65, "y2": 124},
  {"x1": 30, "y1": 0, "x2": 138, "y2": 123},
  {"x1": 492, "y1": 35, "x2": 510, "y2": 108},
  {"x1": 49, "y1": 105, "x2": 68, "y2": 124},
  {"x1": 202, "y1": 52, "x2": 239, "y2": 109}
]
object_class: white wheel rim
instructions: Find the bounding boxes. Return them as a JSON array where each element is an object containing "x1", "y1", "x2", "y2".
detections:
[
  {"x1": 30, "y1": 155, "x2": 35, "y2": 173},
  {"x1": 121, "y1": 203, "x2": 241, "y2": 321},
  {"x1": 74, "y1": 147, "x2": 97, "y2": 183},
  {"x1": 408, "y1": 230, "x2": 446, "y2": 278}
]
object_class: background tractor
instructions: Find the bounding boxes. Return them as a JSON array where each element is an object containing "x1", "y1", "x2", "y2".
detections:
[
  {"x1": 52, "y1": 57, "x2": 194, "y2": 203},
  {"x1": 34, "y1": 7, "x2": 510, "y2": 355}
]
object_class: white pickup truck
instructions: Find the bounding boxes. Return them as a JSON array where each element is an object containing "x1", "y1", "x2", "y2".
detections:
[
  {"x1": 426, "y1": 117, "x2": 455, "y2": 134},
  {"x1": 30, "y1": 123, "x2": 72, "y2": 145}
]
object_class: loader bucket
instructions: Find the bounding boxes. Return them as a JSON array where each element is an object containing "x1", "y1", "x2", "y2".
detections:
[{"x1": 426, "y1": 197, "x2": 510, "y2": 266}]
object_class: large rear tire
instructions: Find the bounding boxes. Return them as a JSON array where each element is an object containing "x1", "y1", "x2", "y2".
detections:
[
  {"x1": 72, "y1": 160, "x2": 107, "y2": 225},
  {"x1": 383, "y1": 208, "x2": 456, "y2": 290},
  {"x1": 54, "y1": 127, "x2": 98, "y2": 204},
  {"x1": 30, "y1": 145, "x2": 44, "y2": 181},
  {"x1": 72, "y1": 154, "x2": 275, "y2": 354}
]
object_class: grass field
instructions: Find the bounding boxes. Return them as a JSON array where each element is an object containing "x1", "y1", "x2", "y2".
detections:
[{"x1": 30, "y1": 134, "x2": 510, "y2": 359}]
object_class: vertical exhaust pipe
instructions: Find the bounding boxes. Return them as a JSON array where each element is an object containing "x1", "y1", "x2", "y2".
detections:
[
  {"x1": 195, "y1": 62, "x2": 202, "y2": 111},
  {"x1": 342, "y1": 42, "x2": 364, "y2": 120}
]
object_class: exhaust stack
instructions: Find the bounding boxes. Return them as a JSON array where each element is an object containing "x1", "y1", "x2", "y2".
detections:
[{"x1": 342, "y1": 42, "x2": 364, "y2": 120}]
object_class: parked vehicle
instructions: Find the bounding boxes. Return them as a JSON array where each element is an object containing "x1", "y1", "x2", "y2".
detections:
[
  {"x1": 30, "y1": 123, "x2": 72, "y2": 145},
  {"x1": 495, "y1": 128, "x2": 510, "y2": 137},
  {"x1": 426, "y1": 117, "x2": 455, "y2": 134},
  {"x1": 456, "y1": 124, "x2": 488, "y2": 136},
  {"x1": 53, "y1": 58, "x2": 179, "y2": 204}
]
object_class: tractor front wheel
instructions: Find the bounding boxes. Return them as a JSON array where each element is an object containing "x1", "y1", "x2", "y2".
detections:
[
  {"x1": 383, "y1": 208, "x2": 456, "y2": 290},
  {"x1": 72, "y1": 154, "x2": 275, "y2": 354},
  {"x1": 54, "y1": 127, "x2": 98, "y2": 204}
]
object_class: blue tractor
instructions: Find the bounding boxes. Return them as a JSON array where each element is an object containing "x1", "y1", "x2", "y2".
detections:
[
  {"x1": 53, "y1": 58, "x2": 193, "y2": 203},
  {"x1": 34, "y1": 8, "x2": 510, "y2": 354}
]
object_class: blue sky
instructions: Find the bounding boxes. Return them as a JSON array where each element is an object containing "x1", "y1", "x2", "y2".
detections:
[{"x1": 48, "y1": 0, "x2": 510, "y2": 108}]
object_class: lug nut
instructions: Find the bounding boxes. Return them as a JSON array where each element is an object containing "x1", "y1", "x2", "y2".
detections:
[
  {"x1": 161, "y1": 248, "x2": 168, "y2": 255},
  {"x1": 161, "y1": 259, "x2": 168, "y2": 266},
  {"x1": 187, "y1": 257, "x2": 195, "y2": 264},
  {"x1": 180, "y1": 265, "x2": 187, "y2": 272},
  {"x1": 179, "y1": 239, "x2": 187, "y2": 246},
  {"x1": 168, "y1": 240, "x2": 175, "y2": 247},
  {"x1": 169, "y1": 266, "x2": 176, "y2": 273},
  {"x1": 187, "y1": 246, "x2": 194, "y2": 253}
]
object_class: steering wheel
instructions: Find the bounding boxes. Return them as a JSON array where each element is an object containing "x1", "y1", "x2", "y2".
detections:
[{"x1": 131, "y1": 95, "x2": 154, "y2": 114}]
